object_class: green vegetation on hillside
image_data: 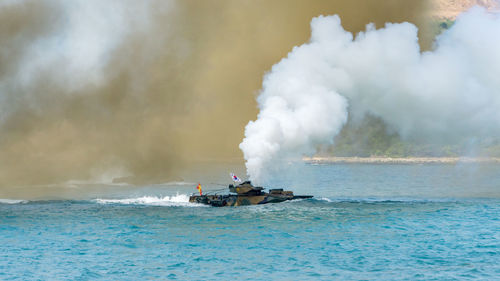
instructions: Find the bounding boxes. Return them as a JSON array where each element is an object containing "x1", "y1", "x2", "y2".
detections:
[
  {"x1": 438, "y1": 18, "x2": 455, "y2": 30},
  {"x1": 329, "y1": 114, "x2": 500, "y2": 158}
]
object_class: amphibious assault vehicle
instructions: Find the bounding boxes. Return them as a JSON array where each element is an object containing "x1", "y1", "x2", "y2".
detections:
[{"x1": 189, "y1": 181, "x2": 313, "y2": 207}]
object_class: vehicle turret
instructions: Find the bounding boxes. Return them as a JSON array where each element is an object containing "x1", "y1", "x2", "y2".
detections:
[{"x1": 228, "y1": 181, "x2": 263, "y2": 195}]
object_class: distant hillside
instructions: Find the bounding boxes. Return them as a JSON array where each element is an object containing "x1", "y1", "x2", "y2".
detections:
[
  {"x1": 431, "y1": 0, "x2": 499, "y2": 19},
  {"x1": 330, "y1": 115, "x2": 500, "y2": 158}
]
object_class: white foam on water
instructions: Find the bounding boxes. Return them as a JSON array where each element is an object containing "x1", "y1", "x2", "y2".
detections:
[
  {"x1": 94, "y1": 194, "x2": 206, "y2": 207},
  {"x1": 0, "y1": 199, "x2": 28, "y2": 204},
  {"x1": 314, "y1": 197, "x2": 460, "y2": 204}
]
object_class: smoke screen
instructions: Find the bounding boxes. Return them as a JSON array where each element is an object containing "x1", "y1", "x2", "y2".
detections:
[{"x1": 0, "y1": 0, "x2": 429, "y2": 195}]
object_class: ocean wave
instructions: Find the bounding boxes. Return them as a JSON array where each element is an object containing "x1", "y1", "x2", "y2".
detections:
[
  {"x1": 94, "y1": 194, "x2": 206, "y2": 207},
  {"x1": 0, "y1": 199, "x2": 28, "y2": 204},
  {"x1": 316, "y1": 197, "x2": 333, "y2": 202},
  {"x1": 312, "y1": 197, "x2": 460, "y2": 204}
]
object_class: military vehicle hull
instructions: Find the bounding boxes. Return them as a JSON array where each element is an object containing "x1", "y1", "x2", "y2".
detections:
[
  {"x1": 189, "y1": 193, "x2": 313, "y2": 207},
  {"x1": 189, "y1": 181, "x2": 313, "y2": 207}
]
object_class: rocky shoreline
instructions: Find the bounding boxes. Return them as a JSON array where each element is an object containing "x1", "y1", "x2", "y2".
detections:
[{"x1": 304, "y1": 156, "x2": 500, "y2": 164}]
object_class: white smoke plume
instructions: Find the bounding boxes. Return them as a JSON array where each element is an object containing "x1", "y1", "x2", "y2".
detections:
[{"x1": 240, "y1": 7, "x2": 500, "y2": 183}]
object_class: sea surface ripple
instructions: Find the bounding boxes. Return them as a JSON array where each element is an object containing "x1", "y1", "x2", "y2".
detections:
[{"x1": 1, "y1": 163, "x2": 500, "y2": 280}]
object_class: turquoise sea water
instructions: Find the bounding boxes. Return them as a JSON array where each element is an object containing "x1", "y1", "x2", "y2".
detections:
[{"x1": 1, "y1": 163, "x2": 500, "y2": 280}]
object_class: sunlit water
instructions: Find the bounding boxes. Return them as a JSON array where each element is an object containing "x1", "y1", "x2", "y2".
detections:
[{"x1": 1, "y1": 163, "x2": 500, "y2": 280}]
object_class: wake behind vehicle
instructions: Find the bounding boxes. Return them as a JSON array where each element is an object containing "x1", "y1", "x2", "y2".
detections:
[{"x1": 189, "y1": 181, "x2": 313, "y2": 207}]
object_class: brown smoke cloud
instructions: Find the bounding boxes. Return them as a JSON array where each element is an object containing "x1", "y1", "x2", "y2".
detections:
[{"x1": 0, "y1": 0, "x2": 430, "y2": 197}]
